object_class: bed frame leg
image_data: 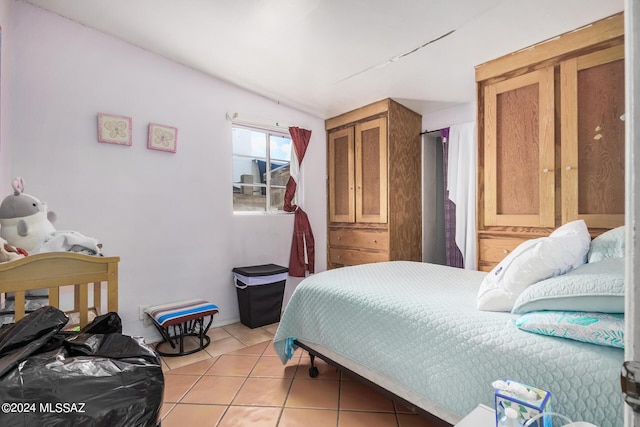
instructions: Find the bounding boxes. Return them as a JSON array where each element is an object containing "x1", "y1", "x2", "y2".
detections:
[{"x1": 308, "y1": 353, "x2": 319, "y2": 378}]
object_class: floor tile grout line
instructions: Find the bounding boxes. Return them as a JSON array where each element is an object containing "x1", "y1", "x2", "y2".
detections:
[
  {"x1": 166, "y1": 326, "x2": 437, "y2": 425},
  {"x1": 160, "y1": 325, "x2": 275, "y2": 423},
  {"x1": 281, "y1": 358, "x2": 301, "y2": 409},
  {"x1": 222, "y1": 337, "x2": 288, "y2": 426},
  {"x1": 336, "y1": 368, "x2": 342, "y2": 427},
  {"x1": 163, "y1": 364, "x2": 211, "y2": 406},
  {"x1": 214, "y1": 405, "x2": 231, "y2": 427},
  {"x1": 162, "y1": 354, "x2": 419, "y2": 425}
]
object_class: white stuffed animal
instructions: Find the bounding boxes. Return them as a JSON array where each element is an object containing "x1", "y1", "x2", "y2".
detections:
[
  {"x1": 0, "y1": 237, "x2": 26, "y2": 262},
  {"x1": 0, "y1": 177, "x2": 56, "y2": 252}
]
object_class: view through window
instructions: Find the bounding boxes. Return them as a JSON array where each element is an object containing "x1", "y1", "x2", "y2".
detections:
[{"x1": 232, "y1": 125, "x2": 292, "y2": 212}]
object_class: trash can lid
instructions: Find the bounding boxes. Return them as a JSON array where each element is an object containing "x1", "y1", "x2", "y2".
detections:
[{"x1": 232, "y1": 264, "x2": 288, "y2": 277}]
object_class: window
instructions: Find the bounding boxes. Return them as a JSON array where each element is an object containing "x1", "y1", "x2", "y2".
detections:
[{"x1": 232, "y1": 125, "x2": 292, "y2": 212}]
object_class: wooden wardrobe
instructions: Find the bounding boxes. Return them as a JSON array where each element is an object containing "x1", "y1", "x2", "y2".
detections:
[
  {"x1": 326, "y1": 98, "x2": 422, "y2": 269},
  {"x1": 476, "y1": 13, "x2": 625, "y2": 272}
]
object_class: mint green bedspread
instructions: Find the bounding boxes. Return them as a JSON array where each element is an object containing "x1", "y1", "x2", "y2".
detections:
[{"x1": 273, "y1": 261, "x2": 624, "y2": 427}]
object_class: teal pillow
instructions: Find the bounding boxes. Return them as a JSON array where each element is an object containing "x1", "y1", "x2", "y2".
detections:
[
  {"x1": 511, "y1": 258, "x2": 624, "y2": 314},
  {"x1": 588, "y1": 226, "x2": 625, "y2": 263},
  {"x1": 515, "y1": 311, "x2": 624, "y2": 348}
]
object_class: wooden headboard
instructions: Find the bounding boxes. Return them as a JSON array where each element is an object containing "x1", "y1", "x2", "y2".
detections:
[{"x1": 0, "y1": 252, "x2": 119, "y2": 327}]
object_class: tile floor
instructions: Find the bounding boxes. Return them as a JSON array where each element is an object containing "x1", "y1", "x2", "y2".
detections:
[{"x1": 157, "y1": 322, "x2": 443, "y2": 427}]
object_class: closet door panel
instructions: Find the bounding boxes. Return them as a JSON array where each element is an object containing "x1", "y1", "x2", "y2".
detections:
[
  {"x1": 329, "y1": 127, "x2": 355, "y2": 223},
  {"x1": 561, "y1": 45, "x2": 625, "y2": 228},
  {"x1": 484, "y1": 67, "x2": 555, "y2": 227},
  {"x1": 496, "y1": 83, "x2": 539, "y2": 215},
  {"x1": 355, "y1": 117, "x2": 388, "y2": 223}
]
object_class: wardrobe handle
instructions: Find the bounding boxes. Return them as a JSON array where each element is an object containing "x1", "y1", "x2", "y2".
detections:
[
  {"x1": 565, "y1": 166, "x2": 573, "y2": 171},
  {"x1": 543, "y1": 168, "x2": 549, "y2": 173}
]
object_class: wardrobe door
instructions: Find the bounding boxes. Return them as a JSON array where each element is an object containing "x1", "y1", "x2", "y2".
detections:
[
  {"x1": 483, "y1": 67, "x2": 555, "y2": 227},
  {"x1": 355, "y1": 117, "x2": 388, "y2": 223},
  {"x1": 328, "y1": 127, "x2": 355, "y2": 223},
  {"x1": 560, "y1": 45, "x2": 625, "y2": 228}
]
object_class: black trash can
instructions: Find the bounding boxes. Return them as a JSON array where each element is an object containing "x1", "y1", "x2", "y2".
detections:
[{"x1": 232, "y1": 264, "x2": 288, "y2": 329}]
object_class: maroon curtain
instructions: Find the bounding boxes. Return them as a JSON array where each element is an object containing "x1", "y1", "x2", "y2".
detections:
[{"x1": 285, "y1": 127, "x2": 315, "y2": 277}]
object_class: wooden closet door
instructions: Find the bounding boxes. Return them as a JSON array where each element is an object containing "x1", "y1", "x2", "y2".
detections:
[
  {"x1": 484, "y1": 67, "x2": 555, "y2": 227},
  {"x1": 328, "y1": 127, "x2": 355, "y2": 223},
  {"x1": 355, "y1": 117, "x2": 388, "y2": 223},
  {"x1": 560, "y1": 45, "x2": 625, "y2": 228}
]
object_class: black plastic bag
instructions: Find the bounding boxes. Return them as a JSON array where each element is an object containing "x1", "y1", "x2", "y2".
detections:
[
  {"x1": 78, "y1": 311, "x2": 122, "y2": 335},
  {"x1": 37, "y1": 311, "x2": 124, "y2": 355},
  {"x1": 0, "y1": 346, "x2": 164, "y2": 426},
  {"x1": 0, "y1": 306, "x2": 68, "y2": 377},
  {"x1": 0, "y1": 306, "x2": 69, "y2": 357},
  {"x1": 0, "y1": 307, "x2": 163, "y2": 427},
  {"x1": 64, "y1": 333, "x2": 158, "y2": 360}
]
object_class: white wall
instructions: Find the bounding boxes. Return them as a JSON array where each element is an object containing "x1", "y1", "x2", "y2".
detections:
[
  {"x1": 422, "y1": 102, "x2": 475, "y2": 134},
  {"x1": 0, "y1": 0, "x2": 13, "y2": 193},
  {"x1": 8, "y1": 1, "x2": 326, "y2": 340}
]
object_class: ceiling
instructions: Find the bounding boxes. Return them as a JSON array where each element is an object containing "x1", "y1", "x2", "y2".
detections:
[{"x1": 23, "y1": 0, "x2": 624, "y2": 119}]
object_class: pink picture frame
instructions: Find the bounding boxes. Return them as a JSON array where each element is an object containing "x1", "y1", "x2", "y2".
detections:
[
  {"x1": 97, "y1": 113, "x2": 132, "y2": 146},
  {"x1": 147, "y1": 122, "x2": 178, "y2": 153}
]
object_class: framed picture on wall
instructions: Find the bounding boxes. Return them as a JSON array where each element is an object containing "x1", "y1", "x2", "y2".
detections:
[
  {"x1": 147, "y1": 122, "x2": 178, "y2": 153},
  {"x1": 97, "y1": 113, "x2": 132, "y2": 146}
]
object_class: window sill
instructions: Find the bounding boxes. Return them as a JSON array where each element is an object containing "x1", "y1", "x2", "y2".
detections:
[{"x1": 233, "y1": 211, "x2": 294, "y2": 216}]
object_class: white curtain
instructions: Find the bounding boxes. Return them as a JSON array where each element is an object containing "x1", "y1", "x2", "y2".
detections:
[{"x1": 447, "y1": 121, "x2": 476, "y2": 270}]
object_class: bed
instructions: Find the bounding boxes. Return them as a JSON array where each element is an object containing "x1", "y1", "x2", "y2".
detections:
[
  {"x1": 0, "y1": 252, "x2": 119, "y2": 328},
  {"x1": 273, "y1": 260, "x2": 624, "y2": 427}
]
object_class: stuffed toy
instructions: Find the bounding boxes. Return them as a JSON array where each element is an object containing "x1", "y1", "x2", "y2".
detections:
[
  {"x1": 0, "y1": 177, "x2": 56, "y2": 252},
  {"x1": 0, "y1": 237, "x2": 27, "y2": 263}
]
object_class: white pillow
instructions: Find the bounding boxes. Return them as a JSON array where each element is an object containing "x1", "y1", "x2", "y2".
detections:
[
  {"x1": 477, "y1": 220, "x2": 591, "y2": 312},
  {"x1": 511, "y1": 257, "x2": 625, "y2": 314}
]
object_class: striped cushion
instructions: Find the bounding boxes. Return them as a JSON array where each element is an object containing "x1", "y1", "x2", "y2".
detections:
[{"x1": 146, "y1": 299, "x2": 219, "y2": 327}]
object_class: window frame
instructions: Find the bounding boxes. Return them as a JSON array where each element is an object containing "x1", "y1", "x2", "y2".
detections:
[{"x1": 231, "y1": 123, "x2": 294, "y2": 214}]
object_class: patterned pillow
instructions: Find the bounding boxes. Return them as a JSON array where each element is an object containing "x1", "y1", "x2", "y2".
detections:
[
  {"x1": 588, "y1": 226, "x2": 625, "y2": 263},
  {"x1": 515, "y1": 311, "x2": 624, "y2": 349}
]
